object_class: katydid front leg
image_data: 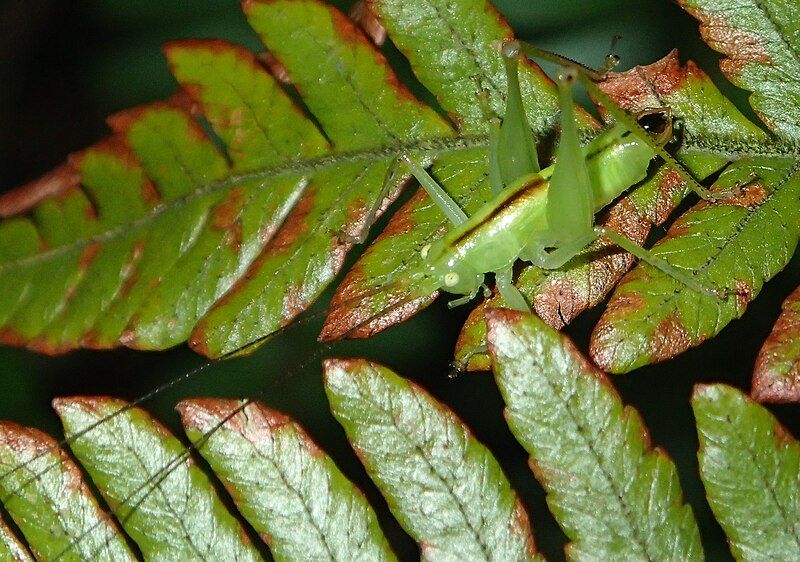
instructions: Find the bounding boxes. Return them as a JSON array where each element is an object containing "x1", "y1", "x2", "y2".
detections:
[{"x1": 400, "y1": 154, "x2": 468, "y2": 227}]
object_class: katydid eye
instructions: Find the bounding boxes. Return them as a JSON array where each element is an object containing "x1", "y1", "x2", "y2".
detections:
[
  {"x1": 420, "y1": 244, "x2": 431, "y2": 259},
  {"x1": 444, "y1": 272, "x2": 460, "y2": 287},
  {"x1": 638, "y1": 111, "x2": 670, "y2": 136}
]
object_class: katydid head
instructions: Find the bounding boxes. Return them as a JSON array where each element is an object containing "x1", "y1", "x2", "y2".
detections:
[
  {"x1": 437, "y1": 262, "x2": 483, "y2": 296},
  {"x1": 420, "y1": 240, "x2": 482, "y2": 296}
]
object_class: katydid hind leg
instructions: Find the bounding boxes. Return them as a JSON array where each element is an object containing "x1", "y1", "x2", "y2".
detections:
[
  {"x1": 530, "y1": 232, "x2": 598, "y2": 270},
  {"x1": 596, "y1": 227, "x2": 727, "y2": 300},
  {"x1": 496, "y1": 42, "x2": 539, "y2": 187},
  {"x1": 545, "y1": 67, "x2": 595, "y2": 244},
  {"x1": 488, "y1": 119, "x2": 505, "y2": 195},
  {"x1": 577, "y1": 74, "x2": 734, "y2": 202},
  {"x1": 514, "y1": 39, "x2": 734, "y2": 202}
]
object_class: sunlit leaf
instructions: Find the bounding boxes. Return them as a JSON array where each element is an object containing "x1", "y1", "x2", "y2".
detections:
[
  {"x1": 0, "y1": 512, "x2": 33, "y2": 562},
  {"x1": 55, "y1": 397, "x2": 262, "y2": 560},
  {"x1": 0, "y1": 422, "x2": 135, "y2": 561},
  {"x1": 693, "y1": 384, "x2": 800, "y2": 560},
  {"x1": 488, "y1": 309, "x2": 704, "y2": 561},
  {"x1": 179, "y1": 398, "x2": 397, "y2": 561},
  {"x1": 324, "y1": 358, "x2": 543, "y2": 561}
]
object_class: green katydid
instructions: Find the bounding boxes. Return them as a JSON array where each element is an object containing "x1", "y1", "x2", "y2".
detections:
[{"x1": 400, "y1": 40, "x2": 729, "y2": 313}]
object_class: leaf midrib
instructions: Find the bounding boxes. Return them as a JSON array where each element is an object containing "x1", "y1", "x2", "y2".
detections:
[
  {"x1": 6, "y1": 125, "x2": 795, "y2": 280},
  {"x1": 517, "y1": 354, "x2": 657, "y2": 560},
  {"x1": 0, "y1": 135, "x2": 486, "y2": 275}
]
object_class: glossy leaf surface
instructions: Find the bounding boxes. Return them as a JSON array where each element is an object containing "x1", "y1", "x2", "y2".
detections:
[
  {"x1": 488, "y1": 309, "x2": 703, "y2": 561},
  {"x1": 324, "y1": 358, "x2": 542, "y2": 561},
  {"x1": 693, "y1": 384, "x2": 800, "y2": 561}
]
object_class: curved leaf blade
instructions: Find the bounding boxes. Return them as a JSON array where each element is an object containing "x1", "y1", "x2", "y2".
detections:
[
  {"x1": 0, "y1": 0, "x2": 468, "y2": 358},
  {"x1": 591, "y1": 157, "x2": 800, "y2": 373},
  {"x1": 692, "y1": 384, "x2": 800, "y2": 561},
  {"x1": 0, "y1": 36, "x2": 325, "y2": 357},
  {"x1": 0, "y1": 422, "x2": 136, "y2": 562},
  {"x1": 752, "y1": 284, "x2": 800, "y2": 402},
  {"x1": 192, "y1": 0, "x2": 454, "y2": 356},
  {"x1": 178, "y1": 398, "x2": 397, "y2": 562},
  {"x1": 679, "y1": 0, "x2": 800, "y2": 140},
  {"x1": 54, "y1": 397, "x2": 263, "y2": 561},
  {"x1": 487, "y1": 309, "x2": 704, "y2": 561},
  {"x1": 368, "y1": 0, "x2": 571, "y2": 133},
  {"x1": 0, "y1": 512, "x2": 33, "y2": 562},
  {"x1": 324, "y1": 358, "x2": 542, "y2": 561}
]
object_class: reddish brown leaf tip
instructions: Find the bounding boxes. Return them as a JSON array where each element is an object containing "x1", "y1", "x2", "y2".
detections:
[
  {"x1": 752, "y1": 368, "x2": 800, "y2": 404},
  {"x1": 677, "y1": 2, "x2": 772, "y2": 79},
  {"x1": 256, "y1": 52, "x2": 293, "y2": 84},
  {"x1": 598, "y1": 50, "x2": 694, "y2": 114},
  {"x1": 51, "y1": 396, "x2": 126, "y2": 416},
  {"x1": 0, "y1": 164, "x2": 80, "y2": 218},
  {"x1": 751, "y1": 287, "x2": 800, "y2": 403},
  {"x1": 322, "y1": 357, "x2": 361, "y2": 374},
  {"x1": 176, "y1": 398, "x2": 292, "y2": 434},
  {"x1": 484, "y1": 308, "x2": 528, "y2": 348},
  {"x1": 0, "y1": 422, "x2": 58, "y2": 457},
  {"x1": 349, "y1": 0, "x2": 387, "y2": 45}
]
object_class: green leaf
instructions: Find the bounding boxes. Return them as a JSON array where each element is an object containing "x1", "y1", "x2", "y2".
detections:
[
  {"x1": 487, "y1": 309, "x2": 704, "y2": 561},
  {"x1": 752, "y1": 284, "x2": 800, "y2": 402},
  {"x1": 320, "y1": 149, "x2": 494, "y2": 341},
  {"x1": 321, "y1": 0, "x2": 589, "y2": 341},
  {"x1": 324, "y1": 358, "x2": 542, "y2": 561},
  {"x1": 367, "y1": 0, "x2": 573, "y2": 134},
  {"x1": 0, "y1": 0, "x2": 467, "y2": 358},
  {"x1": 455, "y1": 51, "x2": 767, "y2": 372},
  {"x1": 591, "y1": 157, "x2": 800, "y2": 373},
  {"x1": 679, "y1": 0, "x2": 800, "y2": 141},
  {"x1": 0, "y1": 422, "x2": 136, "y2": 562},
  {"x1": 190, "y1": 0, "x2": 456, "y2": 355},
  {"x1": 0, "y1": 512, "x2": 33, "y2": 562},
  {"x1": 54, "y1": 397, "x2": 263, "y2": 561},
  {"x1": 178, "y1": 398, "x2": 397, "y2": 562},
  {"x1": 692, "y1": 384, "x2": 800, "y2": 561}
]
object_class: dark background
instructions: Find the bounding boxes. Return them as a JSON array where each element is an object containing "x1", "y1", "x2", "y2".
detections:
[{"x1": 1, "y1": 1, "x2": 798, "y2": 560}]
